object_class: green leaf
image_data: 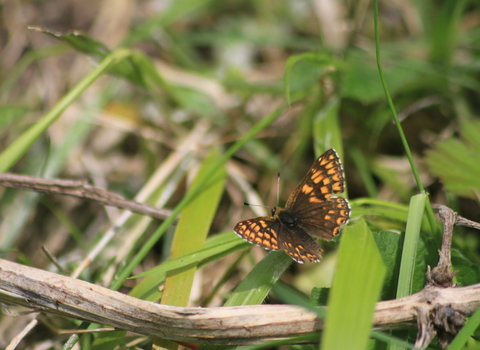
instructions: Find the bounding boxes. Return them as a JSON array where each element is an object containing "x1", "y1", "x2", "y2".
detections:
[
  {"x1": 351, "y1": 198, "x2": 433, "y2": 234},
  {"x1": 452, "y1": 249, "x2": 480, "y2": 286},
  {"x1": 372, "y1": 230, "x2": 403, "y2": 300},
  {"x1": 30, "y1": 27, "x2": 147, "y2": 87},
  {"x1": 30, "y1": 26, "x2": 110, "y2": 58},
  {"x1": 284, "y1": 52, "x2": 338, "y2": 105},
  {"x1": 411, "y1": 235, "x2": 438, "y2": 293},
  {"x1": 91, "y1": 331, "x2": 127, "y2": 350},
  {"x1": 342, "y1": 51, "x2": 421, "y2": 103},
  {"x1": 155, "y1": 147, "x2": 226, "y2": 349},
  {"x1": 425, "y1": 120, "x2": 480, "y2": 198},
  {"x1": 199, "y1": 253, "x2": 295, "y2": 348},
  {"x1": 428, "y1": 0, "x2": 468, "y2": 67},
  {"x1": 132, "y1": 232, "x2": 245, "y2": 275}
]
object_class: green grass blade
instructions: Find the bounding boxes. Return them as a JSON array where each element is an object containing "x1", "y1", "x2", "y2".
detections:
[
  {"x1": 373, "y1": 0, "x2": 438, "y2": 237},
  {"x1": 131, "y1": 233, "x2": 247, "y2": 301},
  {"x1": 235, "y1": 334, "x2": 318, "y2": 350},
  {"x1": 322, "y1": 218, "x2": 386, "y2": 350},
  {"x1": 428, "y1": 0, "x2": 468, "y2": 67},
  {"x1": 199, "y1": 251, "x2": 293, "y2": 350},
  {"x1": 312, "y1": 97, "x2": 344, "y2": 157},
  {"x1": 0, "y1": 84, "x2": 110, "y2": 253},
  {"x1": 224, "y1": 250, "x2": 292, "y2": 306},
  {"x1": 133, "y1": 231, "x2": 245, "y2": 278},
  {"x1": 32, "y1": 27, "x2": 150, "y2": 87},
  {"x1": 373, "y1": 0, "x2": 422, "y2": 193},
  {"x1": 371, "y1": 331, "x2": 417, "y2": 349},
  {"x1": 160, "y1": 147, "x2": 226, "y2": 306},
  {"x1": 31, "y1": 26, "x2": 110, "y2": 58},
  {"x1": 390, "y1": 193, "x2": 427, "y2": 350},
  {"x1": 396, "y1": 194, "x2": 427, "y2": 298},
  {"x1": 155, "y1": 147, "x2": 226, "y2": 349},
  {"x1": 0, "y1": 48, "x2": 131, "y2": 173},
  {"x1": 272, "y1": 281, "x2": 325, "y2": 318}
]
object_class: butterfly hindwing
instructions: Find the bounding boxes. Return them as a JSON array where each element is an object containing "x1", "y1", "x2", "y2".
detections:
[
  {"x1": 276, "y1": 219, "x2": 323, "y2": 263},
  {"x1": 234, "y1": 217, "x2": 280, "y2": 250}
]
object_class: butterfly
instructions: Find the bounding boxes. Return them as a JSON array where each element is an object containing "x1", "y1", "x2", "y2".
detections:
[{"x1": 234, "y1": 149, "x2": 350, "y2": 263}]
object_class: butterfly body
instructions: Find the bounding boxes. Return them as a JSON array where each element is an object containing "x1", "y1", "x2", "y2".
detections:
[
  {"x1": 234, "y1": 149, "x2": 350, "y2": 264},
  {"x1": 275, "y1": 207, "x2": 296, "y2": 227}
]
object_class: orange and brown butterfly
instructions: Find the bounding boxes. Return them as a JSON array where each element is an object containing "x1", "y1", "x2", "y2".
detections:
[{"x1": 234, "y1": 149, "x2": 350, "y2": 264}]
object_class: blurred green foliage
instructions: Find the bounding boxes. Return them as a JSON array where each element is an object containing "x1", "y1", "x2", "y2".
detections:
[{"x1": 1, "y1": 0, "x2": 480, "y2": 349}]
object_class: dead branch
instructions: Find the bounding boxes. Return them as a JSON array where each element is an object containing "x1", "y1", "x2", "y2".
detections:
[
  {"x1": 415, "y1": 205, "x2": 479, "y2": 349},
  {"x1": 0, "y1": 258, "x2": 480, "y2": 345},
  {"x1": 427, "y1": 205, "x2": 458, "y2": 288},
  {"x1": 0, "y1": 173, "x2": 171, "y2": 220}
]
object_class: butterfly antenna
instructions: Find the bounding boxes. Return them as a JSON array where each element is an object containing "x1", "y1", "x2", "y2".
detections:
[
  {"x1": 243, "y1": 171, "x2": 281, "y2": 214},
  {"x1": 276, "y1": 171, "x2": 281, "y2": 208}
]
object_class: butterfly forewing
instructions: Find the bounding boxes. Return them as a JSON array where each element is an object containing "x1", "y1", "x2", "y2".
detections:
[{"x1": 285, "y1": 149, "x2": 345, "y2": 209}]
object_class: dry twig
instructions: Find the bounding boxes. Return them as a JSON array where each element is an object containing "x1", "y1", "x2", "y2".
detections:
[{"x1": 0, "y1": 173, "x2": 172, "y2": 220}]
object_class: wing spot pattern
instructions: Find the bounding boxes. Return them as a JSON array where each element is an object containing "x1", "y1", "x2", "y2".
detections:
[{"x1": 302, "y1": 184, "x2": 313, "y2": 194}]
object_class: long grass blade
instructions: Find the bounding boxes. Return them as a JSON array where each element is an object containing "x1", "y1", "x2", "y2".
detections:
[{"x1": 322, "y1": 219, "x2": 386, "y2": 350}]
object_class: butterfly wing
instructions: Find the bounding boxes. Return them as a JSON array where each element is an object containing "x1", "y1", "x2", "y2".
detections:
[
  {"x1": 277, "y1": 224, "x2": 323, "y2": 263},
  {"x1": 234, "y1": 216, "x2": 323, "y2": 263},
  {"x1": 234, "y1": 217, "x2": 280, "y2": 251},
  {"x1": 285, "y1": 149, "x2": 350, "y2": 240},
  {"x1": 286, "y1": 149, "x2": 345, "y2": 208},
  {"x1": 293, "y1": 196, "x2": 350, "y2": 240}
]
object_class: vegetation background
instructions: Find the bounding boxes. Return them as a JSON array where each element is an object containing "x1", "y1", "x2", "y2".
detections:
[{"x1": 0, "y1": 0, "x2": 480, "y2": 349}]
